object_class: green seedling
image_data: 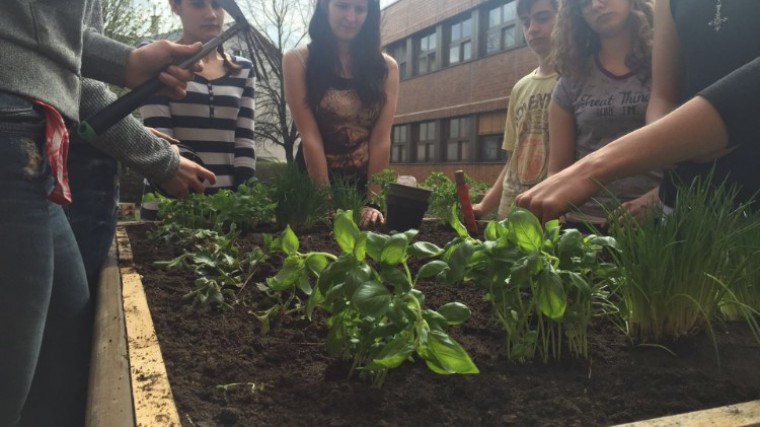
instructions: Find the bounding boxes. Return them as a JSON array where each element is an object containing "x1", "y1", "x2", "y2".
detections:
[
  {"x1": 265, "y1": 211, "x2": 479, "y2": 386},
  {"x1": 441, "y1": 205, "x2": 619, "y2": 362}
]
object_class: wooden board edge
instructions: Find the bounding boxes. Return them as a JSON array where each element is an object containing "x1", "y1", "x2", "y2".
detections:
[
  {"x1": 610, "y1": 399, "x2": 760, "y2": 427},
  {"x1": 116, "y1": 226, "x2": 134, "y2": 265},
  {"x1": 119, "y1": 230, "x2": 181, "y2": 427},
  {"x1": 85, "y1": 241, "x2": 135, "y2": 427}
]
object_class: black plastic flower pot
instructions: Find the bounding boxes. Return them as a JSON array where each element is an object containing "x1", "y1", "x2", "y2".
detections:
[{"x1": 385, "y1": 183, "x2": 432, "y2": 232}]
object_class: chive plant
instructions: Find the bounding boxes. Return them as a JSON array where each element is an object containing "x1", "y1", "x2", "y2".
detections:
[
  {"x1": 269, "y1": 164, "x2": 331, "y2": 231},
  {"x1": 609, "y1": 178, "x2": 758, "y2": 344},
  {"x1": 718, "y1": 209, "x2": 760, "y2": 337},
  {"x1": 330, "y1": 177, "x2": 367, "y2": 225}
]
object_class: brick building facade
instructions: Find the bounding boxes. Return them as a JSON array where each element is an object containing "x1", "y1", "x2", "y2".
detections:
[{"x1": 382, "y1": 0, "x2": 537, "y2": 185}]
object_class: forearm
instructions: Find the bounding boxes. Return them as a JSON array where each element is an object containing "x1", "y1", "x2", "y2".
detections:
[
  {"x1": 547, "y1": 102, "x2": 577, "y2": 175},
  {"x1": 366, "y1": 137, "x2": 390, "y2": 196},
  {"x1": 583, "y1": 97, "x2": 729, "y2": 186},
  {"x1": 234, "y1": 74, "x2": 256, "y2": 185},
  {"x1": 476, "y1": 163, "x2": 509, "y2": 214},
  {"x1": 75, "y1": 79, "x2": 180, "y2": 183},
  {"x1": 645, "y1": 95, "x2": 678, "y2": 124},
  {"x1": 301, "y1": 137, "x2": 330, "y2": 186}
]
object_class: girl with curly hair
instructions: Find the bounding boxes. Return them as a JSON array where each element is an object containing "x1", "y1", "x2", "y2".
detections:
[
  {"x1": 547, "y1": 0, "x2": 660, "y2": 229},
  {"x1": 283, "y1": 0, "x2": 400, "y2": 227}
]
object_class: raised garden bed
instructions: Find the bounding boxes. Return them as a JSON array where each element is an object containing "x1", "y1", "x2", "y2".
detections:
[{"x1": 94, "y1": 221, "x2": 760, "y2": 427}]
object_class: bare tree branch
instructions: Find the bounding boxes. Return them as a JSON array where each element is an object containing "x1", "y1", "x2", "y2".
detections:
[{"x1": 236, "y1": 0, "x2": 313, "y2": 164}]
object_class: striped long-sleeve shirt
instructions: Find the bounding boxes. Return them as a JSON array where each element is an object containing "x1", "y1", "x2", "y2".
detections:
[{"x1": 140, "y1": 56, "x2": 256, "y2": 190}]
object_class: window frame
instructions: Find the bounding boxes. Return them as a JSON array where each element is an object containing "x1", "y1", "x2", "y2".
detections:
[
  {"x1": 391, "y1": 124, "x2": 409, "y2": 163},
  {"x1": 416, "y1": 31, "x2": 438, "y2": 75},
  {"x1": 447, "y1": 16, "x2": 473, "y2": 66},
  {"x1": 478, "y1": 134, "x2": 508, "y2": 162},
  {"x1": 485, "y1": 0, "x2": 522, "y2": 54},
  {"x1": 416, "y1": 121, "x2": 438, "y2": 163},
  {"x1": 388, "y1": 41, "x2": 409, "y2": 79},
  {"x1": 445, "y1": 116, "x2": 471, "y2": 163}
]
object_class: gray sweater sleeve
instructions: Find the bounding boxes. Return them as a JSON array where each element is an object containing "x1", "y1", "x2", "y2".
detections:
[
  {"x1": 81, "y1": 28, "x2": 132, "y2": 88},
  {"x1": 698, "y1": 56, "x2": 760, "y2": 148},
  {"x1": 75, "y1": 79, "x2": 180, "y2": 183}
]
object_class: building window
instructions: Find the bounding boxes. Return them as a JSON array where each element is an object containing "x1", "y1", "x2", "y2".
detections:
[
  {"x1": 446, "y1": 117, "x2": 470, "y2": 162},
  {"x1": 391, "y1": 125, "x2": 409, "y2": 163},
  {"x1": 479, "y1": 135, "x2": 508, "y2": 162},
  {"x1": 416, "y1": 121, "x2": 437, "y2": 162},
  {"x1": 487, "y1": 1, "x2": 520, "y2": 54},
  {"x1": 416, "y1": 32, "x2": 437, "y2": 75},
  {"x1": 448, "y1": 17, "x2": 472, "y2": 65},
  {"x1": 388, "y1": 42, "x2": 408, "y2": 79}
]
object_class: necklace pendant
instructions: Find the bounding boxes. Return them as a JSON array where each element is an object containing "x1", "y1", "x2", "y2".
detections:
[{"x1": 708, "y1": 1, "x2": 728, "y2": 32}]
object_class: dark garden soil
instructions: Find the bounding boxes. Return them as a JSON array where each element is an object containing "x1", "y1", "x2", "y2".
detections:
[{"x1": 126, "y1": 222, "x2": 760, "y2": 427}]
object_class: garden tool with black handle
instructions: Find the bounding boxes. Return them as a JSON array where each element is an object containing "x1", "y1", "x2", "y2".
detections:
[{"x1": 76, "y1": 0, "x2": 251, "y2": 142}]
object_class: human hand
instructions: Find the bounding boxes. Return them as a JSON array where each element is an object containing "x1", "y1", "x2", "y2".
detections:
[
  {"x1": 360, "y1": 207, "x2": 385, "y2": 227},
  {"x1": 472, "y1": 203, "x2": 485, "y2": 220},
  {"x1": 515, "y1": 167, "x2": 600, "y2": 224},
  {"x1": 613, "y1": 189, "x2": 661, "y2": 225},
  {"x1": 159, "y1": 145, "x2": 217, "y2": 198},
  {"x1": 125, "y1": 40, "x2": 203, "y2": 99}
]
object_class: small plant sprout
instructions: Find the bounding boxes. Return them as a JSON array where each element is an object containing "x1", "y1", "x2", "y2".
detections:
[
  {"x1": 269, "y1": 164, "x2": 331, "y2": 231},
  {"x1": 155, "y1": 225, "x2": 267, "y2": 310},
  {"x1": 253, "y1": 226, "x2": 338, "y2": 332}
]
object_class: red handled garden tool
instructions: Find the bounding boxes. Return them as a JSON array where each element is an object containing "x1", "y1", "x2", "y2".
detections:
[{"x1": 454, "y1": 170, "x2": 479, "y2": 236}]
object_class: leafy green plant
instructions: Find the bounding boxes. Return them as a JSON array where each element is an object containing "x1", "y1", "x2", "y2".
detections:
[
  {"x1": 214, "y1": 180, "x2": 277, "y2": 231},
  {"x1": 367, "y1": 168, "x2": 399, "y2": 215},
  {"x1": 421, "y1": 172, "x2": 488, "y2": 221},
  {"x1": 440, "y1": 206, "x2": 619, "y2": 362},
  {"x1": 144, "y1": 179, "x2": 276, "y2": 232},
  {"x1": 265, "y1": 211, "x2": 479, "y2": 386},
  {"x1": 269, "y1": 164, "x2": 331, "y2": 231},
  {"x1": 155, "y1": 225, "x2": 266, "y2": 310},
  {"x1": 609, "y1": 178, "x2": 758, "y2": 344},
  {"x1": 252, "y1": 226, "x2": 337, "y2": 333}
]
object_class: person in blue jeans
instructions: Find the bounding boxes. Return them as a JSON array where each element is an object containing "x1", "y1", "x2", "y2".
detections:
[
  {"x1": 0, "y1": 1, "x2": 207, "y2": 425},
  {"x1": 0, "y1": 93, "x2": 91, "y2": 427},
  {"x1": 66, "y1": 143, "x2": 119, "y2": 295},
  {"x1": 68, "y1": 1, "x2": 217, "y2": 298}
]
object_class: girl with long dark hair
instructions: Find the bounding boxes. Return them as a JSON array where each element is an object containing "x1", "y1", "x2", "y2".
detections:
[{"x1": 283, "y1": 0, "x2": 399, "y2": 226}]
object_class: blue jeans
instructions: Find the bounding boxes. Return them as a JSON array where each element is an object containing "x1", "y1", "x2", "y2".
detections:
[
  {"x1": 0, "y1": 92, "x2": 91, "y2": 427},
  {"x1": 67, "y1": 142, "x2": 119, "y2": 296}
]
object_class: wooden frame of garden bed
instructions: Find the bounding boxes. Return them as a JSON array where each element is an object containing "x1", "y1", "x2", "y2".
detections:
[{"x1": 86, "y1": 223, "x2": 760, "y2": 427}]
